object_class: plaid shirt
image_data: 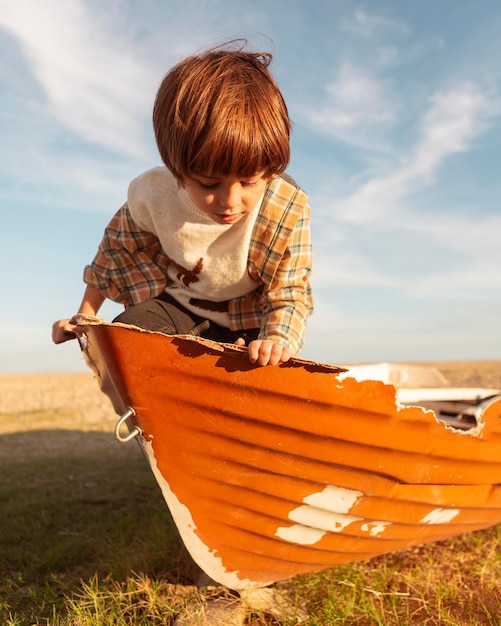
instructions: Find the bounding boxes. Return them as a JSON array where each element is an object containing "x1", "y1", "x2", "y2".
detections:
[{"x1": 84, "y1": 173, "x2": 313, "y2": 353}]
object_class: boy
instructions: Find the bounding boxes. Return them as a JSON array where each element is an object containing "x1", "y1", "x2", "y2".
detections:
[{"x1": 52, "y1": 42, "x2": 313, "y2": 366}]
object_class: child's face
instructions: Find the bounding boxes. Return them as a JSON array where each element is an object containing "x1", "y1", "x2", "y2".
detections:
[{"x1": 183, "y1": 172, "x2": 269, "y2": 225}]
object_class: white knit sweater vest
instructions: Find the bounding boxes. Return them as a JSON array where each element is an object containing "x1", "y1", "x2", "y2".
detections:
[{"x1": 127, "y1": 167, "x2": 262, "y2": 327}]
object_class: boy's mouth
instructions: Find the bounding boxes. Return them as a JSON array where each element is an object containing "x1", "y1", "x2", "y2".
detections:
[{"x1": 217, "y1": 212, "x2": 242, "y2": 224}]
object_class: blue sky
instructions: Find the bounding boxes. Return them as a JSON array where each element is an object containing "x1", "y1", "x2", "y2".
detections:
[{"x1": 1, "y1": 0, "x2": 500, "y2": 372}]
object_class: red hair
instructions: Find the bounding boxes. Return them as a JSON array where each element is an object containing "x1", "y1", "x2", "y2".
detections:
[{"x1": 152, "y1": 42, "x2": 291, "y2": 182}]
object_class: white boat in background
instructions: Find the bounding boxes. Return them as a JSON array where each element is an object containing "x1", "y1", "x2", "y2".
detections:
[{"x1": 340, "y1": 362, "x2": 500, "y2": 430}]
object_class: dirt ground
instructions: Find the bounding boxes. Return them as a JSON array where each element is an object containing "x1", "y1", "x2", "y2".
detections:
[{"x1": 0, "y1": 359, "x2": 500, "y2": 432}]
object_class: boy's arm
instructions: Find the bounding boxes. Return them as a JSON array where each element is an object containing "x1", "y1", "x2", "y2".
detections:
[
  {"x1": 229, "y1": 187, "x2": 313, "y2": 363},
  {"x1": 83, "y1": 203, "x2": 170, "y2": 307},
  {"x1": 256, "y1": 209, "x2": 313, "y2": 355},
  {"x1": 52, "y1": 285, "x2": 105, "y2": 344},
  {"x1": 53, "y1": 202, "x2": 168, "y2": 345}
]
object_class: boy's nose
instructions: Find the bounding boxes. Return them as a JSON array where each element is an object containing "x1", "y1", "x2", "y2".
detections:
[{"x1": 218, "y1": 183, "x2": 240, "y2": 208}]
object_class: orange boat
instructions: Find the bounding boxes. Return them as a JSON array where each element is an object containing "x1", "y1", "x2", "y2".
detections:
[{"x1": 73, "y1": 316, "x2": 501, "y2": 590}]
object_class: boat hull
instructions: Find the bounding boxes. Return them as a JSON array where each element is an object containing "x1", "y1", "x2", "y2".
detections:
[{"x1": 74, "y1": 319, "x2": 501, "y2": 589}]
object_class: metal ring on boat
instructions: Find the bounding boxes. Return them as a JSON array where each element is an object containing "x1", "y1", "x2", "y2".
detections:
[{"x1": 114, "y1": 407, "x2": 141, "y2": 443}]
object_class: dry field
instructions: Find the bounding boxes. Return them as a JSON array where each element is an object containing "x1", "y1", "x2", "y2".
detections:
[
  {"x1": 419, "y1": 359, "x2": 501, "y2": 389},
  {"x1": 0, "y1": 371, "x2": 115, "y2": 430}
]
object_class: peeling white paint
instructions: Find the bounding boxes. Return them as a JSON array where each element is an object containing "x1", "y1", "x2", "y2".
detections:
[
  {"x1": 420, "y1": 508, "x2": 460, "y2": 524},
  {"x1": 276, "y1": 523, "x2": 326, "y2": 545},
  {"x1": 361, "y1": 521, "x2": 391, "y2": 537},
  {"x1": 288, "y1": 504, "x2": 362, "y2": 533},
  {"x1": 141, "y1": 440, "x2": 260, "y2": 589},
  {"x1": 303, "y1": 484, "x2": 363, "y2": 512},
  {"x1": 276, "y1": 485, "x2": 365, "y2": 545},
  {"x1": 276, "y1": 511, "x2": 364, "y2": 545}
]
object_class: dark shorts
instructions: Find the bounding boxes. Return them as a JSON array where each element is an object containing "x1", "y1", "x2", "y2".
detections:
[{"x1": 113, "y1": 292, "x2": 259, "y2": 346}]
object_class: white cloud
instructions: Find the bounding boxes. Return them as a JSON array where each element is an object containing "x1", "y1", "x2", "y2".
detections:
[
  {"x1": 310, "y1": 202, "x2": 501, "y2": 304},
  {"x1": 334, "y1": 81, "x2": 498, "y2": 226},
  {"x1": 340, "y1": 9, "x2": 445, "y2": 70},
  {"x1": 0, "y1": 0, "x2": 158, "y2": 158},
  {"x1": 402, "y1": 210, "x2": 500, "y2": 256},
  {"x1": 340, "y1": 9, "x2": 410, "y2": 39},
  {"x1": 414, "y1": 83, "x2": 495, "y2": 177},
  {"x1": 407, "y1": 264, "x2": 501, "y2": 300},
  {"x1": 310, "y1": 234, "x2": 400, "y2": 290},
  {"x1": 308, "y1": 61, "x2": 396, "y2": 151},
  {"x1": 398, "y1": 211, "x2": 501, "y2": 299},
  {"x1": 308, "y1": 79, "x2": 500, "y2": 304}
]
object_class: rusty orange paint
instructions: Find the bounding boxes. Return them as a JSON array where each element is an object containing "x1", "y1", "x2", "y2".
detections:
[{"x1": 74, "y1": 318, "x2": 501, "y2": 589}]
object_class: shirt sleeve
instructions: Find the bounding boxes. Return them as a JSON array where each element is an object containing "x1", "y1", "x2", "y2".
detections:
[
  {"x1": 255, "y1": 205, "x2": 313, "y2": 353},
  {"x1": 83, "y1": 203, "x2": 170, "y2": 307},
  {"x1": 228, "y1": 180, "x2": 314, "y2": 355}
]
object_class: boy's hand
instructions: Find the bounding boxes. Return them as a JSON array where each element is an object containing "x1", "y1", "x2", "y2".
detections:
[
  {"x1": 52, "y1": 319, "x2": 77, "y2": 344},
  {"x1": 235, "y1": 338, "x2": 293, "y2": 366}
]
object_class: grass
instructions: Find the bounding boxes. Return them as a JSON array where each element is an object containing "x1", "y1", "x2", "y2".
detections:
[
  {"x1": 294, "y1": 532, "x2": 501, "y2": 624},
  {"x1": 1, "y1": 408, "x2": 501, "y2": 625}
]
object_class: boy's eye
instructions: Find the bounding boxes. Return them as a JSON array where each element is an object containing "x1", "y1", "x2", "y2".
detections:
[
  {"x1": 194, "y1": 176, "x2": 262, "y2": 190},
  {"x1": 198, "y1": 181, "x2": 219, "y2": 189}
]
